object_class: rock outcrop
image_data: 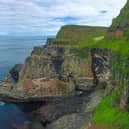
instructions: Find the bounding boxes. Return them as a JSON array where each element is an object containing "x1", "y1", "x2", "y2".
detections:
[
  {"x1": 46, "y1": 113, "x2": 91, "y2": 129},
  {"x1": 0, "y1": 39, "x2": 103, "y2": 101},
  {"x1": 0, "y1": 42, "x2": 111, "y2": 102},
  {"x1": 0, "y1": 25, "x2": 116, "y2": 129}
]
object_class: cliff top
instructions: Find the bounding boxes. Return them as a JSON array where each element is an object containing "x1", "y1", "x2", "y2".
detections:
[
  {"x1": 48, "y1": 25, "x2": 107, "y2": 58},
  {"x1": 55, "y1": 25, "x2": 107, "y2": 48}
]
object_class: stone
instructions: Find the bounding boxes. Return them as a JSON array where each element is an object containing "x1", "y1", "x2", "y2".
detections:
[{"x1": 46, "y1": 113, "x2": 92, "y2": 129}]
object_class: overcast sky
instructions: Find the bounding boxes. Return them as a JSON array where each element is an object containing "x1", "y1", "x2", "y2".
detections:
[{"x1": 0, "y1": 0, "x2": 127, "y2": 36}]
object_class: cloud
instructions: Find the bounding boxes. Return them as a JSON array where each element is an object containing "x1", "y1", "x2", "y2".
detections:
[{"x1": 0, "y1": 0, "x2": 127, "y2": 35}]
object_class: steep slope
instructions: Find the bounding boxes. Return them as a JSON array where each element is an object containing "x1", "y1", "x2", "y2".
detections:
[
  {"x1": 83, "y1": 1, "x2": 129, "y2": 129},
  {"x1": 110, "y1": 0, "x2": 129, "y2": 30},
  {"x1": 96, "y1": 0, "x2": 129, "y2": 55},
  {"x1": 108, "y1": 0, "x2": 129, "y2": 37}
]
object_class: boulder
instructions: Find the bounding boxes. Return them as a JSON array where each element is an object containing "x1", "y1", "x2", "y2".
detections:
[{"x1": 46, "y1": 113, "x2": 92, "y2": 129}]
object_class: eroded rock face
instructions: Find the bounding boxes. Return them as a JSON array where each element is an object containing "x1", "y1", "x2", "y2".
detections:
[
  {"x1": 0, "y1": 39, "x2": 112, "y2": 101},
  {"x1": 5, "y1": 64, "x2": 23, "y2": 82},
  {"x1": 91, "y1": 48, "x2": 111, "y2": 85},
  {"x1": 0, "y1": 38, "x2": 112, "y2": 129},
  {"x1": 1, "y1": 40, "x2": 96, "y2": 100},
  {"x1": 17, "y1": 78, "x2": 75, "y2": 97},
  {"x1": 28, "y1": 90, "x2": 103, "y2": 125},
  {"x1": 19, "y1": 41, "x2": 93, "y2": 87},
  {"x1": 29, "y1": 91, "x2": 89, "y2": 124}
]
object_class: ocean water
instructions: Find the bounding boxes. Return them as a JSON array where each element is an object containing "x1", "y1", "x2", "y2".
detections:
[
  {"x1": 0, "y1": 37, "x2": 46, "y2": 80},
  {"x1": 0, "y1": 36, "x2": 47, "y2": 129}
]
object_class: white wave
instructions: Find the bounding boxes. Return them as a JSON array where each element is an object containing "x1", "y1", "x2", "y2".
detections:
[{"x1": 0, "y1": 101, "x2": 5, "y2": 106}]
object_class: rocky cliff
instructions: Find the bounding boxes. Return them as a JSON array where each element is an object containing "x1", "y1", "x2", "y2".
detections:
[
  {"x1": 0, "y1": 25, "x2": 111, "y2": 129},
  {"x1": 107, "y1": 0, "x2": 129, "y2": 38},
  {"x1": 0, "y1": 1, "x2": 129, "y2": 128},
  {"x1": 0, "y1": 25, "x2": 109, "y2": 102}
]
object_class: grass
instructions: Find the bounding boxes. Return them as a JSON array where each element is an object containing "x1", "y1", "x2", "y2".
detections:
[
  {"x1": 92, "y1": 88, "x2": 129, "y2": 129},
  {"x1": 56, "y1": 25, "x2": 107, "y2": 48},
  {"x1": 51, "y1": 25, "x2": 107, "y2": 58},
  {"x1": 52, "y1": 24, "x2": 129, "y2": 129},
  {"x1": 54, "y1": 25, "x2": 129, "y2": 58},
  {"x1": 94, "y1": 37, "x2": 129, "y2": 56},
  {"x1": 110, "y1": 0, "x2": 129, "y2": 31}
]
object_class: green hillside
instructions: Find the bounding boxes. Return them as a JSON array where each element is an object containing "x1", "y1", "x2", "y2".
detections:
[
  {"x1": 109, "y1": 0, "x2": 129, "y2": 32},
  {"x1": 96, "y1": 0, "x2": 129, "y2": 56},
  {"x1": 92, "y1": 1, "x2": 129, "y2": 128},
  {"x1": 56, "y1": 25, "x2": 107, "y2": 48}
]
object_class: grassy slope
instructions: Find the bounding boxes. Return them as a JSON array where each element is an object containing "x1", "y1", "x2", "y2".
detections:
[
  {"x1": 110, "y1": 0, "x2": 129, "y2": 31},
  {"x1": 54, "y1": 2, "x2": 129, "y2": 126},
  {"x1": 89, "y1": 1, "x2": 129, "y2": 128},
  {"x1": 56, "y1": 25, "x2": 107, "y2": 48},
  {"x1": 93, "y1": 88, "x2": 129, "y2": 129},
  {"x1": 95, "y1": 37, "x2": 129, "y2": 56},
  {"x1": 53, "y1": 25, "x2": 107, "y2": 58},
  {"x1": 96, "y1": 0, "x2": 129, "y2": 56},
  {"x1": 55, "y1": 24, "x2": 129, "y2": 57},
  {"x1": 55, "y1": 25, "x2": 129, "y2": 128}
]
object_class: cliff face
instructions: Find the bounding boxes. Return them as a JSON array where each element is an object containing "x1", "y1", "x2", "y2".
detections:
[
  {"x1": 108, "y1": 0, "x2": 129, "y2": 37},
  {"x1": 0, "y1": 19, "x2": 128, "y2": 129},
  {"x1": 4, "y1": 40, "x2": 94, "y2": 99},
  {"x1": 0, "y1": 1, "x2": 128, "y2": 129},
  {"x1": 0, "y1": 25, "x2": 109, "y2": 101},
  {"x1": 5, "y1": 40, "x2": 113, "y2": 129},
  {"x1": 0, "y1": 26, "x2": 111, "y2": 129}
]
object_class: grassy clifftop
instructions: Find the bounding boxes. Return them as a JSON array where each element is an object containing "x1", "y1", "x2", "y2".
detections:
[
  {"x1": 50, "y1": 25, "x2": 107, "y2": 58},
  {"x1": 56, "y1": 25, "x2": 107, "y2": 48}
]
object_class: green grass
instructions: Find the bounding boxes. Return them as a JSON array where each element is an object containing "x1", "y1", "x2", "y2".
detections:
[
  {"x1": 93, "y1": 88, "x2": 129, "y2": 129},
  {"x1": 53, "y1": 25, "x2": 129, "y2": 58},
  {"x1": 56, "y1": 25, "x2": 107, "y2": 48},
  {"x1": 52, "y1": 25, "x2": 107, "y2": 58},
  {"x1": 95, "y1": 37, "x2": 129, "y2": 56},
  {"x1": 110, "y1": 0, "x2": 129, "y2": 31}
]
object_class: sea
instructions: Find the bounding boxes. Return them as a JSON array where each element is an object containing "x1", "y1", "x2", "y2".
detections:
[{"x1": 0, "y1": 36, "x2": 48, "y2": 129}]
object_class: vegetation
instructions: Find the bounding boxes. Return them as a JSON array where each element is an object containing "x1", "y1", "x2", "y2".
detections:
[
  {"x1": 56, "y1": 25, "x2": 107, "y2": 48},
  {"x1": 95, "y1": 37, "x2": 129, "y2": 56},
  {"x1": 110, "y1": 0, "x2": 129, "y2": 31},
  {"x1": 51, "y1": 1, "x2": 129, "y2": 128},
  {"x1": 93, "y1": 88, "x2": 129, "y2": 129},
  {"x1": 51, "y1": 25, "x2": 107, "y2": 58}
]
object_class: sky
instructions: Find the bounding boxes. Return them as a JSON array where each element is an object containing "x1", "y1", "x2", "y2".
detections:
[{"x1": 0, "y1": 0, "x2": 127, "y2": 36}]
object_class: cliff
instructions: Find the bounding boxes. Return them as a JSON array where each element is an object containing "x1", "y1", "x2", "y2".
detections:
[
  {"x1": 0, "y1": 25, "x2": 110, "y2": 129},
  {"x1": 0, "y1": 2, "x2": 129, "y2": 128},
  {"x1": 57, "y1": 25, "x2": 107, "y2": 47},
  {"x1": 0, "y1": 25, "x2": 108, "y2": 102},
  {"x1": 0, "y1": 23, "x2": 129, "y2": 129},
  {"x1": 108, "y1": 0, "x2": 129, "y2": 37}
]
